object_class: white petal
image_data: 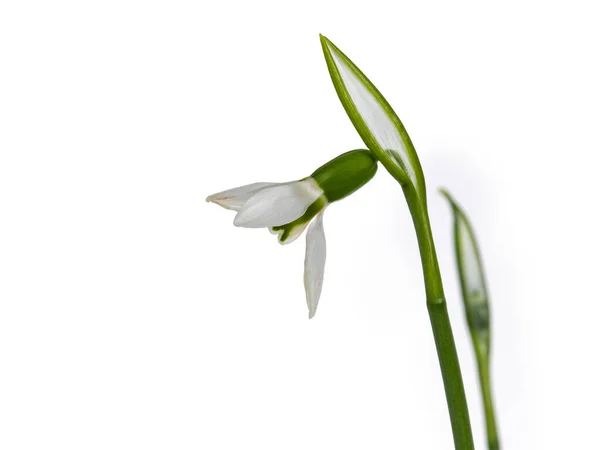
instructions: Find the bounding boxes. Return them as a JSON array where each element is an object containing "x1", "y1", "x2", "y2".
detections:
[
  {"x1": 304, "y1": 210, "x2": 326, "y2": 319},
  {"x1": 206, "y1": 182, "x2": 278, "y2": 211},
  {"x1": 234, "y1": 179, "x2": 323, "y2": 228}
]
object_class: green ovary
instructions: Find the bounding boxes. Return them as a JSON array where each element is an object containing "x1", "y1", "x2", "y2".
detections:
[{"x1": 311, "y1": 150, "x2": 378, "y2": 202}]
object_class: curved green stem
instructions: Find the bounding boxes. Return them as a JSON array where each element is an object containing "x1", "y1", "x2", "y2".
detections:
[
  {"x1": 405, "y1": 187, "x2": 475, "y2": 450},
  {"x1": 477, "y1": 353, "x2": 500, "y2": 450}
]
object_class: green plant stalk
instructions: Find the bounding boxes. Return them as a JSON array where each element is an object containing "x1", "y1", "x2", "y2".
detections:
[
  {"x1": 404, "y1": 187, "x2": 475, "y2": 450},
  {"x1": 477, "y1": 354, "x2": 499, "y2": 450},
  {"x1": 467, "y1": 295, "x2": 500, "y2": 450}
]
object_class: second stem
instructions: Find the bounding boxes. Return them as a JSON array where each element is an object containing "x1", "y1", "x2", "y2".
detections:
[{"x1": 405, "y1": 187, "x2": 475, "y2": 450}]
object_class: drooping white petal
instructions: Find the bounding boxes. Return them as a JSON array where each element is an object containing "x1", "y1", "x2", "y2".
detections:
[
  {"x1": 304, "y1": 210, "x2": 326, "y2": 319},
  {"x1": 234, "y1": 178, "x2": 323, "y2": 228},
  {"x1": 206, "y1": 182, "x2": 278, "y2": 211}
]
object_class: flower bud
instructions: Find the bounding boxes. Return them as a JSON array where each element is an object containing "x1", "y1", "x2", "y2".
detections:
[
  {"x1": 441, "y1": 189, "x2": 491, "y2": 354},
  {"x1": 311, "y1": 150, "x2": 378, "y2": 203}
]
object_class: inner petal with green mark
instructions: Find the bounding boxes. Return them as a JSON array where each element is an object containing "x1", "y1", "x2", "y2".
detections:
[{"x1": 271, "y1": 197, "x2": 327, "y2": 244}]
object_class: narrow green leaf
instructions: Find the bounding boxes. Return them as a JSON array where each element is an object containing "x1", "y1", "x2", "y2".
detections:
[{"x1": 319, "y1": 35, "x2": 425, "y2": 196}]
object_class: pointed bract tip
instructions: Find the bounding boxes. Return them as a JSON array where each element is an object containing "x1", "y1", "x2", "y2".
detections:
[
  {"x1": 319, "y1": 34, "x2": 334, "y2": 53},
  {"x1": 439, "y1": 188, "x2": 456, "y2": 206},
  {"x1": 438, "y1": 188, "x2": 451, "y2": 199},
  {"x1": 308, "y1": 309, "x2": 316, "y2": 319}
]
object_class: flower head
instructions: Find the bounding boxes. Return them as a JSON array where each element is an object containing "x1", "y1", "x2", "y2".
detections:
[{"x1": 207, "y1": 150, "x2": 377, "y2": 318}]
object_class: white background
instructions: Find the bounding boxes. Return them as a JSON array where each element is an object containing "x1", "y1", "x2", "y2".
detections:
[{"x1": 1, "y1": 1, "x2": 599, "y2": 449}]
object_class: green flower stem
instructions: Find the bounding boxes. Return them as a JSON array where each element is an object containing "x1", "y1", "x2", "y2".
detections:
[
  {"x1": 404, "y1": 187, "x2": 475, "y2": 450},
  {"x1": 478, "y1": 357, "x2": 499, "y2": 450}
]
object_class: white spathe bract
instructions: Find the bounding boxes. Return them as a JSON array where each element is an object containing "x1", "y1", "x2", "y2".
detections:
[
  {"x1": 207, "y1": 178, "x2": 328, "y2": 318},
  {"x1": 320, "y1": 36, "x2": 424, "y2": 195},
  {"x1": 327, "y1": 47, "x2": 416, "y2": 185}
]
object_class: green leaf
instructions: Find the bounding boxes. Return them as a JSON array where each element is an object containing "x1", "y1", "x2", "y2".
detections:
[{"x1": 320, "y1": 35, "x2": 425, "y2": 196}]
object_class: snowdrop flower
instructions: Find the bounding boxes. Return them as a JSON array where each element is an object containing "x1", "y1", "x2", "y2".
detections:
[{"x1": 207, "y1": 150, "x2": 378, "y2": 318}]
